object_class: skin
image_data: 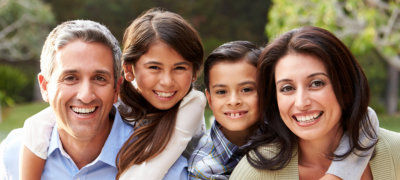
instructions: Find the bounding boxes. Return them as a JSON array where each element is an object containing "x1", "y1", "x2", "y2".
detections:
[
  {"x1": 274, "y1": 53, "x2": 372, "y2": 180},
  {"x1": 38, "y1": 40, "x2": 119, "y2": 168},
  {"x1": 206, "y1": 60, "x2": 259, "y2": 146},
  {"x1": 123, "y1": 40, "x2": 195, "y2": 110}
]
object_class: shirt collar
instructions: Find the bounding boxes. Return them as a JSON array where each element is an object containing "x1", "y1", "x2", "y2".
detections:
[
  {"x1": 48, "y1": 105, "x2": 133, "y2": 168},
  {"x1": 210, "y1": 121, "x2": 241, "y2": 164}
]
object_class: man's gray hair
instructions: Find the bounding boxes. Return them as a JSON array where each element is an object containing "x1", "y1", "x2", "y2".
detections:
[{"x1": 40, "y1": 20, "x2": 121, "y2": 87}]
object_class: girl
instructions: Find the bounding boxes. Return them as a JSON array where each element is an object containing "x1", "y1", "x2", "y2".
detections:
[{"x1": 20, "y1": 8, "x2": 206, "y2": 180}]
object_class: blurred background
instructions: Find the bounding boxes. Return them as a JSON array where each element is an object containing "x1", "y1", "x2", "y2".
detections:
[{"x1": 0, "y1": 0, "x2": 399, "y2": 141}]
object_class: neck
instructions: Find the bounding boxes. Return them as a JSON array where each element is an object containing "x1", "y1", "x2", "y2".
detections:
[
  {"x1": 220, "y1": 126, "x2": 253, "y2": 146},
  {"x1": 298, "y1": 126, "x2": 343, "y2": 173},
  {"x1": 58, "y1": 119, "x2": 113, "y2": 169}
]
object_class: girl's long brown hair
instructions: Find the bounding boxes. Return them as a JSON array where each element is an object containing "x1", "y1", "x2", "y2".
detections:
[{"x1": 116, "y1": 8, "x2": 203, "y2": 178}]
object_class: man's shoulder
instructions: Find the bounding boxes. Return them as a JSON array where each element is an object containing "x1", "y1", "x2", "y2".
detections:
[{"x1": 0, "y1": 128, "x2": 23, "y2": 179}]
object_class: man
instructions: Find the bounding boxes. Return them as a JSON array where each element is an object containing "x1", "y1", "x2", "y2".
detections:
[{"x1": 0, "y1": 20, "x2": 131, "y2": 179}]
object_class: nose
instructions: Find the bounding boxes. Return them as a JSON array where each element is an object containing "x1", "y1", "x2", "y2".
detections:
[
  {"x1": 159, "y1": 72, "x2": 173, "y2": 88},
  {"x1": 228, "y1": 92, "x2": 242, "y2": 107},
  {"x1": 76, "y1": 80, "x2": 96, "y2": 104},
  {"x1": 294, "y1": 88, "x2": 311, "y2": 110}
]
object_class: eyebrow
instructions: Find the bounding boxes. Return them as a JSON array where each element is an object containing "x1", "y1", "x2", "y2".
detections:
[
  {"x1": 60, "y1": 69, "x2": 112, "y2": 77},
  {"x1": 276, "y1": 72, "x2": 328, "y2": 84},
  {"x1": 143, "y1": 61, "x2": 190, "y2": 66},
  {"x1": 211, "y1": 81, "x2": 256, "y2": 89}
]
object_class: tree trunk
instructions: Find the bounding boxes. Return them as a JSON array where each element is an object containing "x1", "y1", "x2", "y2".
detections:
[{"x1": 386, "y1": 65, "x2": 398, "y2": 115}]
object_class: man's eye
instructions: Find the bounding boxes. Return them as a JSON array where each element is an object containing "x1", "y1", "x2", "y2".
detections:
[
  {"x1": 64, "y1": 75, "x2": 76, "y2": 81},
  {"x1": 94, "y1": 76, "x2": 106, "y2": 82}
]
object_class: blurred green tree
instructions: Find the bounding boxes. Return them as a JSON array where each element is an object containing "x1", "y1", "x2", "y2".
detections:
[
  {"x1": 266, "y1": 0, "x2": 400, "y2": 114},
  {"x1": 0, "y1": 0, "x2": 55, "y2": 61}
]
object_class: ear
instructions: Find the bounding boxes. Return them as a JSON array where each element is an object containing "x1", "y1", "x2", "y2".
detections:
[
  {"x1": 38, "y1": 73, "x2": 49, "y2": 102},
  {"x1": 192, "y1": 75, "x2": 197, "y2": 82},
  {"x1": 205, "y1": 89, "x2": 212, "y2": 107},
  {"x1": 114, "y1": 76, "x2": 123, "y2": 103},
  {"x1": 123, "y1": 62, "x2": 135, "y2": 82}
]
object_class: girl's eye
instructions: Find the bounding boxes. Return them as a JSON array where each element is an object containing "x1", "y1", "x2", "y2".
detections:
[
  {"x1": 241, "y1": 87, "x2": 254, "y2": 93},
  {"x1": 310, "y1": 80, "x2": 325, "y2": 88},
  {"x1": 149, "y1": 66, "x2": 160, "y2": 70},
  {"x1": 279, "y1": 85, "x2": 294, "y2": 93}
]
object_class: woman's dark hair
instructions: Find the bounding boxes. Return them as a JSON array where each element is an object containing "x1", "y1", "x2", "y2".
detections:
[
  {"x1": 203, "y1": 40, "x2": 261, "y2": 91},
  {"x1": 116, "y1": 8, "x2": 204, "y2": 178},
  {"x1": 246, "y1": 26, "x2": 376, "y2": 170}
]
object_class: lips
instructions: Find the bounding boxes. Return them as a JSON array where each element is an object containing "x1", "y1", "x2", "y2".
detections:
[{"x1": 71, "y1": 106, "x2": 97, "y2": 115}]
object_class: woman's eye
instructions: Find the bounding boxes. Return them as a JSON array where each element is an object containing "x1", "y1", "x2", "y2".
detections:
[
  {"x1": 310, "y1": 80, "x2": 325, "y2": 88},
  {"x1": 279, "y1": 85, "x2": 294, "y2": 92}
]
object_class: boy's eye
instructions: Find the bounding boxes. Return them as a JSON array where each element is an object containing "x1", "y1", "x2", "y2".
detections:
[
  {"x1": 215, "y1": 90, "x2": 226, "y2": 95},
  {"x1": 279, "y1": 84, "x2": 294, "y2": 93},
  {"x1": 310, "y1": 80, "x2": 325, "y2": 88},
  {"x1": 175, "y1": 66, "x2": 187, "y2": 70}
]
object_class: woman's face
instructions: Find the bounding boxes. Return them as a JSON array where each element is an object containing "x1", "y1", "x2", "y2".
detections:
[
  {"x1": 274, "y1": 53, "x2": 342, "y2": 141},
  {"x1": 130, "y1": 41, "x2": 194, "y2": 110}
]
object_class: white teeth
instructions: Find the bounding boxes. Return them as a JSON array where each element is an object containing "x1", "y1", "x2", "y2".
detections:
[
  {"x1": 295, "y1": 113, "x2": 320, "y2": 123},
  {"x1": 156, "y1": 91, "x2": 174, "y2": 97},
  {"x1": 72, "y1": 107, "x2": 96, "y2": 114},
  {"x1": 227, "y1": 112, "x2": 242, "y2": 118}
]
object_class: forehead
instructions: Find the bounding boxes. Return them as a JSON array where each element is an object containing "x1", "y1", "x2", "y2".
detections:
[
  {"x1": 209, "y1": 60, "x2": 256, "y2": 84},
  {"x1": 275, "y1": 53, "x2": 327, "y2": 77},
  {"x1": 135, "y1": 41, "x2": 190, "y2": 66},
  {"x1": 53, "y1": 40, "x2": 114, "y2": 75}
]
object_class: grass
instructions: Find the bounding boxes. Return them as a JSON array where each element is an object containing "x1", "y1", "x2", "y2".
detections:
[
  {"x1": 0, "y1": 102, "x2": 49, "y2": 141},
  {"x1": 0, "y1": 102, "x2": 399, "y2": 142}
]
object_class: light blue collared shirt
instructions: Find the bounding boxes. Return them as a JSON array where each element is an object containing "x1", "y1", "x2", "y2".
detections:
[{"x1": 0, "y1": 106, "x2": 188, "y2": 180}]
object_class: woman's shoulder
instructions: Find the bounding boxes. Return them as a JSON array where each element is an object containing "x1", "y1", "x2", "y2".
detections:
[
  {"x1": 370, "y1": 128, "x2": 400, "y2": 179},
  {"x1": 230, "y1": 144, "x2": 298, "y2": 180}
]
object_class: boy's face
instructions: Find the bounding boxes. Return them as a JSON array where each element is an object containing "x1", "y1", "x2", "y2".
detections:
[{"x1": 206, "y1": 60, "x2": 259, "y2": 136}]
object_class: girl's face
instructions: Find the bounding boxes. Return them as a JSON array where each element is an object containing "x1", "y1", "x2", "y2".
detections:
[
  {"x1": 129, "y1": 41, "x2": 194, "y2": 110},
  {"x1": 274, "y1": 53, "x2": 342, "y2": 141},
  {"x1": 206, "y1": 60, "x2": 259, "y2": 137}
]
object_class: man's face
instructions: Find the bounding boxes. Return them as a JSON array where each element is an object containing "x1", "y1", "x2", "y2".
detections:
[{"x1": 39, "y1": 40, "x2": 119, "y2": 141}]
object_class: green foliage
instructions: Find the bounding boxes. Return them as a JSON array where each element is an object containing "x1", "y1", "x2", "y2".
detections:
[
  {"x1": 47, "y1": 0, "x2": 270, "y2": 54},
  {"x1": 0, "y1": 65, "x2": 29, "y2": 107},
  {"x1": 0, "y1": 0, "x2": 55, "y2": 61}
]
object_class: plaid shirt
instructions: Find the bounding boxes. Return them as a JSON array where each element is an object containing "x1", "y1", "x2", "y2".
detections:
[{"x1": 188, "y1": 121, "x2": 244, "y2": 180}]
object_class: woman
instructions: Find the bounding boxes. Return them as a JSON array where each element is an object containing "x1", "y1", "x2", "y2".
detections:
[{"x1": 230, "y1": 26, "x2": 400, "y2": 179}]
